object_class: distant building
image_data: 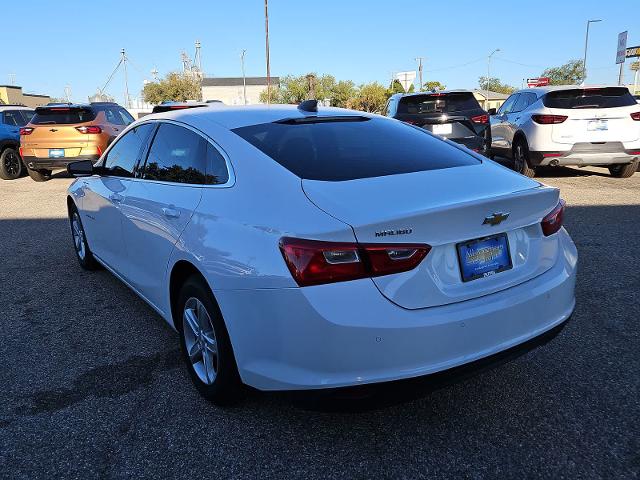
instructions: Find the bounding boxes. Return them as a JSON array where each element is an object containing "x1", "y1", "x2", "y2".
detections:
[
  {"x1": 472, "y1": 90, "x2": 509, "y2": 111},
  {"x1": 201, "y1": 77, "x2": 280, "y2": 105},
  {"x1": 0, "y1": 85, "x2": 50, "y2": 107}
]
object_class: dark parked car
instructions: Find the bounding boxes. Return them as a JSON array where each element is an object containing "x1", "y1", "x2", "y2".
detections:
[
  {"x1": 384, "y1": 90, "x2": 491, "y2": 155},
  {"x1": 0, "y1": 105, "x2": 34, "y2": 180}
]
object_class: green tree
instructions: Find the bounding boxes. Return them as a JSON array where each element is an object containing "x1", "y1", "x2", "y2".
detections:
[
  {"x1": 541, "y1": 59, "x2": 584, "y2": 85},
  {"x1": 331, "y1": 80, "x2": 357, "y2": 108},
  {"x1": 142, "y1": 72, "x2": 202, "y2": 104},
  {"x1": 347, "y1": 82, "x2": 388, "y2": 113},
  {"x1": 478, "y1": 76, "x2": 517, "y2": 94},
  {"x1": 420, "y1": 81, "x2": 446, "y2": 92},
  {"x1": 260, "y1": 73, "x2": 358, "y2": 108}
]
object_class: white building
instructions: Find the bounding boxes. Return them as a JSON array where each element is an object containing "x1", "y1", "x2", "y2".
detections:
[{"x1": 201, "y1": 77, "x2": 279, "y2": 105}]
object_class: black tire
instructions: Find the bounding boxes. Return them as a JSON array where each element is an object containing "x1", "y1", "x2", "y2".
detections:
[
  {"x1": 0, "y1": 147, "x2": 24, "y2": 180},
  {"x1": 608, "y1": 159, "x2": 638, "y2": 178},
  {"x1": 512, "y1": 139, "x2": 537, "y2": 178},
  {"x1": 27, "y1": 168, "x2": 52, "y2": 182},
  {"x1": 177, "y1": 275, "x2": 243, "y2": 405},
  {"x1": 69, "y1": 206, "x2": 100, "y2": 270}
]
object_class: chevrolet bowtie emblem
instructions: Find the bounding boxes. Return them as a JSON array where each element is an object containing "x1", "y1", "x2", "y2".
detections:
[{"x1": 483, "y1": 212, "x2": 510, "y2": 226}]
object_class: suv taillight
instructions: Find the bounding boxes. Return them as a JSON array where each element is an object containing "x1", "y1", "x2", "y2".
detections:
[
  {"x1": 471, "y1": 114, "x2": 489, "y2": 124},
  {"x1": 532, "y1": 115, "x2": 568, "y2": 124},
  {"x1": 279, "y1": 237, "x2": 431, "y2": 286},
  {"x1": 76, "y1": 126, "x2": 102, "y2": 134},
  {"x1": 19, "y1": 127, "x2": 34, "y2": 135},
  {"x1": 541, "y1": 200, "x2": 566, "y2": 236},
  {"x1": 630, "y1": 112, "x2": 640, "y2": 121}
]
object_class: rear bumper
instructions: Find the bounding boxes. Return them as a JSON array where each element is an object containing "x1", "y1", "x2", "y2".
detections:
[
  {"x1": 449, "y1": 135, "x2": 486, "y2": 152},
  {"x1": 215, "y1": 228, "x2": 578, "y2": 391},
  {"x1": 529, "y1": 142, "x2": 640, "y2": 167},
  {"x1": 22, "y1": 155, "x2": 100, "y2": 170}
]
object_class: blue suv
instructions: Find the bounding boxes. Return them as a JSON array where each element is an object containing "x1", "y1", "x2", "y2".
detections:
[{"x1": 0, "y1": 105, "x2": 34, "y2": 180}]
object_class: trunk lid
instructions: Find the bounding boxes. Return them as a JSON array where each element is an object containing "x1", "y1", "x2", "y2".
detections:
[{"x1": 303, "y1": 162, "x2": 561, "y2": 309}]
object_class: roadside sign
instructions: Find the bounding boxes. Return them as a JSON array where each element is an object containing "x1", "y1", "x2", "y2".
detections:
[
  {"x1": 626, "y1": 45, "x2": 640, "y2": 58},
  {"x1": 396, "y1": 71, "x2": 416, "y2": 92},
  {"x1": 616, "y1": 31, "x2": 628, "y2": 64},
  {"x1": 527, "y1": 77, "x2": 550, "y2": 87}
]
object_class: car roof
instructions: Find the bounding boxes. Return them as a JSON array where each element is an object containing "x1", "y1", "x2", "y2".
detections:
[
  {"x1": 0, "y1": 105, "x2": 34, "y2": 111},
  {"x1": 514, "y1": 85, "x2": 629, "y2": 95},
  {"x1": 142, "y1": 104, "x2": 379, "y2": 130},
  {"x1": 390, "y1": 89, "x2": 473, "y2": 100}
]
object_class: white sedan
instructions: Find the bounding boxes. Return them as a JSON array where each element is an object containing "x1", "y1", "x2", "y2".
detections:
[{"x1": 66, "y1": 101, "x2": 577, "y2": 404}]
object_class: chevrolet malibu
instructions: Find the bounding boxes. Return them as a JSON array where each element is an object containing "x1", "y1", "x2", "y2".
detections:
[{"x1": 66, "y1": 101, "x2": 577, "y2": 404}]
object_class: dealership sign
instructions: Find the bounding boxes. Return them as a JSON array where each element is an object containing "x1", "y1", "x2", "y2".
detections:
[
  {"x1": 626, "y1": 46, "x2": 640, "y2": 58},
  {"x1": 616, "y1": 31, "x2": 628, "y2": 64},
  {"x1": 527, "y1": 77, "x2": 550, "y2": 87}
]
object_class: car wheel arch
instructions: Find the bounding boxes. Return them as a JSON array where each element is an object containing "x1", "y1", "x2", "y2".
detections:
[{"x1": 169, "y1": 260, "x2": 218, "y2": 332}]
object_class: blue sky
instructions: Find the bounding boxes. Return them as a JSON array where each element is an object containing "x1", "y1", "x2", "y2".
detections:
[{"x1": 4, "y1": 0, "x2": 640, "y2": 104}]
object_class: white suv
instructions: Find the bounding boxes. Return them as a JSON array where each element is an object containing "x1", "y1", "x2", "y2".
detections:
[{"x1": 489, "y1": 86, "x2": 640, "y2": 178}]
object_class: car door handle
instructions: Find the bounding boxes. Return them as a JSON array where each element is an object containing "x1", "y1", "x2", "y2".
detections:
[
  {"x1": 162, "y1": 207, "x2": 180, "y2": 218},
  {"x1": 109, "y1": 193, "x2": 124, "y2": 203}
]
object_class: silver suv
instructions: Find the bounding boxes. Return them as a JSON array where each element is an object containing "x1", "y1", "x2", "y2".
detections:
[{"x1": 489, "y1": 86, "x2": 640, "y2": 178}]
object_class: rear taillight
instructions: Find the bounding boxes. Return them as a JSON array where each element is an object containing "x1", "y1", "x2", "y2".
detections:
[
  {"x1": 19, "y1": 127, "x2": 34, "y2": 135},
  {"x1": 532, "y1": 114, "x2": 568, "y2": 125},
  {"x1": 541, "y1": 199, "x2": 565, "y2": 236},
  {"x1": 279, "y1": 237, "x2": 431, "y2": 286},
  {"x1": 471, "y1": 114, "x2": 489, "y2": 124},
  {"x1": 19, "y1": 147, "x2": 24, "y2": 157},
  {"x1": 76, "y1": 126, "x2": 102, "y2": 134},
  {"x1": 630, "y1": 112, "x2": 640, "y2": 121}
]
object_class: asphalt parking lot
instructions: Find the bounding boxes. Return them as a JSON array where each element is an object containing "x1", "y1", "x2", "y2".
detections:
[{"x1": 1, "y1": 166, "x2": 638, "y2": 479}]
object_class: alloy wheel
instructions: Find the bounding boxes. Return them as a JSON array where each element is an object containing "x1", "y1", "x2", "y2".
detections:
[
  {"x1": 3, "y1": 151, "x2": 21, "y2": 177},
  {"x1": 183, "y1": 297, "x2": 219, "y2": 385},
  {"x1": 71, "y1": 213, "x2": 86, "y2": 260}
]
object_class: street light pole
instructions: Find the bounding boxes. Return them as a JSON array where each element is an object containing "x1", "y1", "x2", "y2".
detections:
[
  {"x1": 487, "y1": 48, "x2": 500, "y2": 110},
  {"x1": 582, "y1": 19, "x2": 602, "y2": 84},
  {"x1": 264, "y1": 0, "x2": 271, "y2": 104},
  {"x1": 240, "y1": 49, "x2": 247, "y2": 105}
]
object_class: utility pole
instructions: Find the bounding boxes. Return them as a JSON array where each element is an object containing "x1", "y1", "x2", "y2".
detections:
[
  {"x1": 64, "y1": 85, "x2": 72, "y2": 103},
  {"x1": 487, "y1": 49, "x2": 500, "y2": 109},
  {"x1": 195, "y1": 40, "x2": 202, "y2": 75},
  {"x1": 8, "y1": 73, "x2": 16, "y2": 85},
  {"x1": 264, "y1": 0, "x2": 271, "y2": 104},
  {"x1": 415, "y1": 57, "x2": 424, "y2": 90},
  {"x1": 582, "y1": 19, "x2": 602, "y2": 83},
  {"x1": 151, "y1": 68, "x2": 159, "y2": 81},
  {"x1": 240, "y1": 49, "x2": 247, "y2": 105},
  {"x1": 121, "y1": 48, "x2": 130, "y2": 108}
]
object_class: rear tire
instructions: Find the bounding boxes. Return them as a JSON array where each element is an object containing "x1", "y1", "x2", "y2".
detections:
[
  {"x1": 177, "y1": 276, "x2": 243, "y2": 405},
  {"x1": 27, "y1": 168, "x2": 52, "y2": 182},
  {"x1": 69, "y1": 206, "x2": 99, "y2": 270},
  {"x1": 608, "y1": 160, "x2": 638, "y2": 178},
  {"x1": 0, "y1": 148, "x2": 24, "y2": 180},
  {"x1": 512, "y1": 140, "x2": 536, "y2": 178}
]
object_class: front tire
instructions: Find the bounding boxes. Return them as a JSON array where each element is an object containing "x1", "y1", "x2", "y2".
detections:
[
  {"x1": 27, "y1": 168, "x2": 52, "y2": 182},
  {"x1": 0, "y1": 148, "x2": 24, "y2": 180},
  {"x1": 513, "y1": 140, "x2": 536, "y2": 178},
  {"x1": 69, "y1": 207, "x2": 99, "y2": 270},
  {"x1": 177, "y1": 276, "x2": 243, "y2": 405},
  {"x1": 608, "y1": 160, "x2": 638, "y2": 178}
]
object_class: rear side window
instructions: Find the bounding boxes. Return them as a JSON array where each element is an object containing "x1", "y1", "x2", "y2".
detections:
[
  {"x1": 543, "y1": 88, "x2": 636, "y2": 109},
  {"x1": 2, "y1": 110, "x2": 32, "y2": 127},
  {"x1": 142, "y1": 123, "x2": 208, "y2": 184},
  {"x1": 31, "y1": 107, "x2": 96, "y2": 125},
  {"x1": 233, "y1": 117, "x2": 480, "y2": 182},
  {"x1": 397, "y1": 93, "x2": 481, "y2": 114},
  {"x1": 103, "y1": 123, "x2": 155, "y2": 177}
]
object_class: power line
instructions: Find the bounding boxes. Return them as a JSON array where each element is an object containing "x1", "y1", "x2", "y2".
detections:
[{"x1": 428, "y1": 57, "x2": 484, "y2": 72}]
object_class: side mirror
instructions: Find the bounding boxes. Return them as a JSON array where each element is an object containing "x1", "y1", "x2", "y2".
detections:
[
  {"x1": 67, "y1": 160, "x2": 95, "y2": 176},
  {"x1": 487, "y1": 108, "x2": 497, "y2": 116}
]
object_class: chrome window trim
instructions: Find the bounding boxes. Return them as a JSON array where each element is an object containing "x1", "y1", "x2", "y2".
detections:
[{"x1": 98, "y1": 118, "x2": 236, "y2": 189}]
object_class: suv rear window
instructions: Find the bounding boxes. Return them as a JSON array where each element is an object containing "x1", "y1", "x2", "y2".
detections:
[
  {"x1": 233, "y1": 117, "x2": 479, "y2": 182},
  {"x1": 397, "y1": 92, "x2": 481, "y2": 114},
  {"x1": 31, "y1": 107, "x2": 96, "y2": 125},
  {"x1": 542, "y1": 88, "x2": 636, "y2": 109}
]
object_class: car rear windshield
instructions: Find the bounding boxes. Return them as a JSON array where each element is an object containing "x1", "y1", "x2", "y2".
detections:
[
  {"x1": 31, "y1": 107, "x2": 96, "y2": 125},
  {"x1": 232, "y1": 117, "x2": 480, "y2": 182},
  {"x1": 542, "y1": 88, "x2": 636, "y2": 109},
  {"x1": 397, "y1": 92, "x2": 481, "y2": 114}
]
